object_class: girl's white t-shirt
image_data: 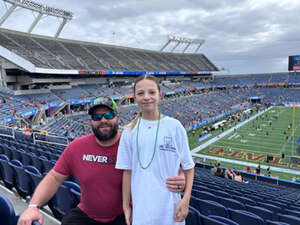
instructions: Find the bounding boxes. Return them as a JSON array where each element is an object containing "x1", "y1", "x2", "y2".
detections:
[{"x1": 116, "y1": 116, "x2": 195, "y2": 225}]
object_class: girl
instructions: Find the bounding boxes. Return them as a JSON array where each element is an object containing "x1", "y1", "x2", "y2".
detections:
[{"x1": 116, "y1": 75, "x2": 194, "y2": 225}]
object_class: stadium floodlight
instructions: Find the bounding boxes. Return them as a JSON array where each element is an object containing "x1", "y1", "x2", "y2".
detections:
[
  {"x1": 0, "y1": 0, "x2": 73, "y2": 37},
  {"x1": 160, "y1": 34, "x2": 205, "y2": 53}
]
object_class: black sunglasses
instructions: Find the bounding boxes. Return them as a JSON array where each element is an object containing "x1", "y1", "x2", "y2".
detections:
[{"x1": 91, "y1": 112, "x2": 116, "y2": 121}]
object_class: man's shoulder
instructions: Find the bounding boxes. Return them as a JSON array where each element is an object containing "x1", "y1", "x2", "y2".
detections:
[{"x1": 68, "y1": 133, "x2": 94, "y2": 147}]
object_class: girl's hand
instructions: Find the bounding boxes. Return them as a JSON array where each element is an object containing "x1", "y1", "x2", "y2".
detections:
[
  {"x1": 123, "y1": 206, "x2": 132, "y2": 225},
  {"x1": 174, "y1": 199, "x2": 189, "y2": 222}
]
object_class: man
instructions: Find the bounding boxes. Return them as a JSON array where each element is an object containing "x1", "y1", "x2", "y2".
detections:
[{"x1": 18, "y1": 97, "x2": 185, "y2": 225}]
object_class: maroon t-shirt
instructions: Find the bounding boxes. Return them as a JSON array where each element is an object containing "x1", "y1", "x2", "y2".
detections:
[{"x1": 54, "y1": 133, "x2": 123, "y2": 222}]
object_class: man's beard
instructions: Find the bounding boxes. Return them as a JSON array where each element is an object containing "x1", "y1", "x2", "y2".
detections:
[{"x1": 92, "y1": 122, "x2": 119, "y2": 142}]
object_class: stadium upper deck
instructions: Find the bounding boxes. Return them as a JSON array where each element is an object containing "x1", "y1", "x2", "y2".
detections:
[{"x1": 0, "y1": 27, "x2": 218, "y2": 73}]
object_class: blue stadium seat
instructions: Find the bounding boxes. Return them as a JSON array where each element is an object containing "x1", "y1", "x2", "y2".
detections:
[
  {"x1": 0, "y1": 155, "x2": 16, "y2": 189},
  {"x1": 228, "y1": 208, "x2": 264, "y2": 225},
  {"x1": 217, "y1": 196, "x2": 246, "y2": 210},
  {"x1": 2, "y1": 145, "x2": 13, "y2": 159},
  {"x1": 20, "y1": 152, "x2": 34, "y2": 167},
  {"x1": 208, "y1": 215, "x2": 239, "y2": 225},
  {"x1": 210, "y1": 189, "x2": 231, "y2": 199},
  {"x1": 202, "y1": 215, "x2": 233, "y2": 225},
  {"x1": 8, "y1": 160, "x2": 34, "y2": 198},
  {"x1": 197, "y1": 199, "x2": 228, "y2": 218},
  {"x1": 24, "y1": 166, "x2": 43, "y2": 192},
  {"x1": 31, "y1": 155, "x2": 43, "y2": 173},
  {"x1": 257, "y1": 202, "x2": 281, "y2": 214},
  {"x1": 265, "y1": 200, "x2": 287, "y2": 208},
  {"x1": 48, "y1": 181, "x2": 79, "y2": 220},
  {"x1": 277, "y1": 213, "x2": 300, "y2": 224},
  {"x1": 246, "y1": 204, "x2": 275, "y2": 221},
  {"x1": 39, "y1": 157, "x2": 54, "y2": 172},
  {"x1": 232, "y1": 195, "x2": 256, "y2": 206},
  {"x1": 11, "y1": 149, "x2": 25, "y2": 162},
  {"x1": 192, "y1": 190, "x2": 218, "y2": 202},
  {"x1": 0, "y1": 193, "x2": 18, "y2": 225},
  {"x1": 265, "y1": 220, "x2": 290, "y2": 225},
  {"x1": 283, "y1": 208, "x2": 300, "y2": 218},
  {"x1": 186, "y1": 206, "x2": 202, "y2": 225}
]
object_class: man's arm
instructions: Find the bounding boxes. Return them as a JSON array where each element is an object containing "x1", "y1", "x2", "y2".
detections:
[
  {"x1": 122, "y1": 170, "x2": 132, "y2": 225},
  {"x1": 166, "y1": 167, "x2": 186, "y2": 192},
  {"x1": 18, "y1": 169, "x2": 68, "y2": 225}
]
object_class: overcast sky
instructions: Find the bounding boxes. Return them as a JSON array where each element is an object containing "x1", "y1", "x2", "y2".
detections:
[{"x1": 0, "y1": 0, "x2": 299, "y2": 74}]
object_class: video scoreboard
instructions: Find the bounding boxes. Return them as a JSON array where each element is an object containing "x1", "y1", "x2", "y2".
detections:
[{"x1": 288, "y1": 55, "x2": 300, "y2": 71}]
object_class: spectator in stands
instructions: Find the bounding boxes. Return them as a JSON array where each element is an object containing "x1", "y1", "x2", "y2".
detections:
[
  {"x1": 116, "y1": 75, "x2": 194, "y2": 225},
  {"x1": 256, "y1": 162, "x2": 261, "y2": 174},
  {"x1": 210, "y1": 162, "x2": 218, "y2": 175},
  {"x1": 215, "y1": 168, "x2": 225, "y2": 178},
  {"x1": 17, "y1": 97, "x2": 185, "y2": 225},
  {"x1": 266, "y1": 166, "x2": 271, "y2": 177},
  {"x1": 246, "y1": 165, "x2": 251, "y2": 173},
  {"x1": 234, "y1": 171, "x2": 243, "y2": 182}
]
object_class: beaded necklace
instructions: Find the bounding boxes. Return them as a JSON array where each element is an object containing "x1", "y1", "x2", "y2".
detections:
[{"x1": 136, "y1": 112, "x2": 160, "y2": 169}]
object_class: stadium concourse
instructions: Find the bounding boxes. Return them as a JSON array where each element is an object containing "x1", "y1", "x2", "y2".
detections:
[{"x1": 0, "y1": 27, "x2": 300, "y2": 224}]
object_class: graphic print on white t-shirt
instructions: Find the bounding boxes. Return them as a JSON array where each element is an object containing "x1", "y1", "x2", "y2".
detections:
[{"x1": 159, "y1": 136, "x2": 176, "y2": 153}]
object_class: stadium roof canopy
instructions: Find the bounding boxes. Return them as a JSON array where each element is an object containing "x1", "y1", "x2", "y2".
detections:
[
  {"x1": 0, "y1": 0, "x2": 73, "y2": 37},
  {"x1": 0, "y1": 27, "x2": 219, "y2": 76}
]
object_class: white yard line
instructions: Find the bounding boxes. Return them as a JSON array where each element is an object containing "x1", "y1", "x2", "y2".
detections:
[{"x1": 192, "y1": 107, "x2": 273, "y2": 153}]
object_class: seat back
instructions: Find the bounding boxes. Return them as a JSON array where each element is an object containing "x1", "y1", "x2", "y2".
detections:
[
  {"x1": 228, "y1": 208, "x2": 264, "y2": 225},
  {"x1": 186, "y1": 206, "x2": 202, "y2": 225},
  {"x1": 0, "y1": 193, "x2": 18, "y2": 225}
]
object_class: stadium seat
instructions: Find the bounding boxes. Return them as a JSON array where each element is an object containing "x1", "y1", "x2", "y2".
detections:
[
  {"x1": 277, "y1": 213, "x2": 300, "y2": 224},
  {"x1": 232, "y1": 195, "x2": 256, "y2": 206},
  {"x1": 245, "y1": 204, "x2": 275, "y2": 221},
  {"x1": 283, "y1": 208, "x2": 300, "y2": 218},
  {"x1": 228, "y1": 208, "x2": 264, "y2": 225},
  {"x1": 39, "y1": 157, "x2": 54, "y2": 172},
  {"x1": 0, "y1": 193, "x2": 19, "y2": 225},
  {"x1": 2, "y1": 146, "x2": 13, "y2": 159},
  {"x1": 20, "y1": 152, "x2": 34, "y2": 167},
  {"x1": 186, "y1": 206, "x2": 202, "y2": 225},
  {"x1": 201, "y1": 215, "x2": 234, "y2": 225},
  {"x1": 192, "y1": 190, "x2": 218, "y2": 202},
  {"x1": 209, "y1": 189, "x2": 231, "y2": 198},
  {"x1": 11, "y1": 149, "x2": 25, "y2": 162},
  {"x1": 24, "y1": 166, "x2": 43, "y2": 190},
  {"x1": 48, "y1": 181, "x2": 79, "y2": 220},
  {"x1": 257, "y1": 202, "x2": 281, "y2": 214},
  {"x1": 31, "y1": 155, "x2": 44, "y2": 173},
  {"x1": 217, "y1": 196, "x2": 246, "y2": 210},
  {"x1": 265, "y1": 220, "x2": 290, "y2": 225},
  {"x1": 8, "y1": 160, "x2": 35, "y2": 198},
  {"x1": 208, "y1": 215, "x2": 239, "y2": 225},
  {"x1": 197, "y1": 199, "x2": 228, "y2": 218},
  {"x1": 0, "y1": 155, "x2": 16, "y2": 189}
]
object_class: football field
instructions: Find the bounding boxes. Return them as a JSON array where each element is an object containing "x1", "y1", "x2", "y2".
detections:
[{"x1": 200, "y1": 106, "x2": 300, "y2": 169}]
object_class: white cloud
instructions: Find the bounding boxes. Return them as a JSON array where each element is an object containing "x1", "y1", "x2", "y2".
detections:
[{"x1": 0, "y1": 0, "x2": 299, "y2": 74}]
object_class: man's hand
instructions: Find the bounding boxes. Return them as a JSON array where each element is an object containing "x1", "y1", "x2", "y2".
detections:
[
  {"x1": 166, "y1": 170, "x2": 186, "y2": 192},
  {"x1": 17, "y1": 207, "x2": 43, "y2": 225}
]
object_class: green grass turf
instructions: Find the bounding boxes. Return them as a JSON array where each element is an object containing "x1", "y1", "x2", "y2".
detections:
[{"x1": 189, "y1": 106, "x2": 300, "y2": 181}]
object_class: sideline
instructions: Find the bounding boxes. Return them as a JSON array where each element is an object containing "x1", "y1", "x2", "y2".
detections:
[
  {"x1": 192, "y1": 106, "x2": 273, "y2": 153},
  {"x1": 192, "y1": 153, "x2": 300, "y2": 175}
]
